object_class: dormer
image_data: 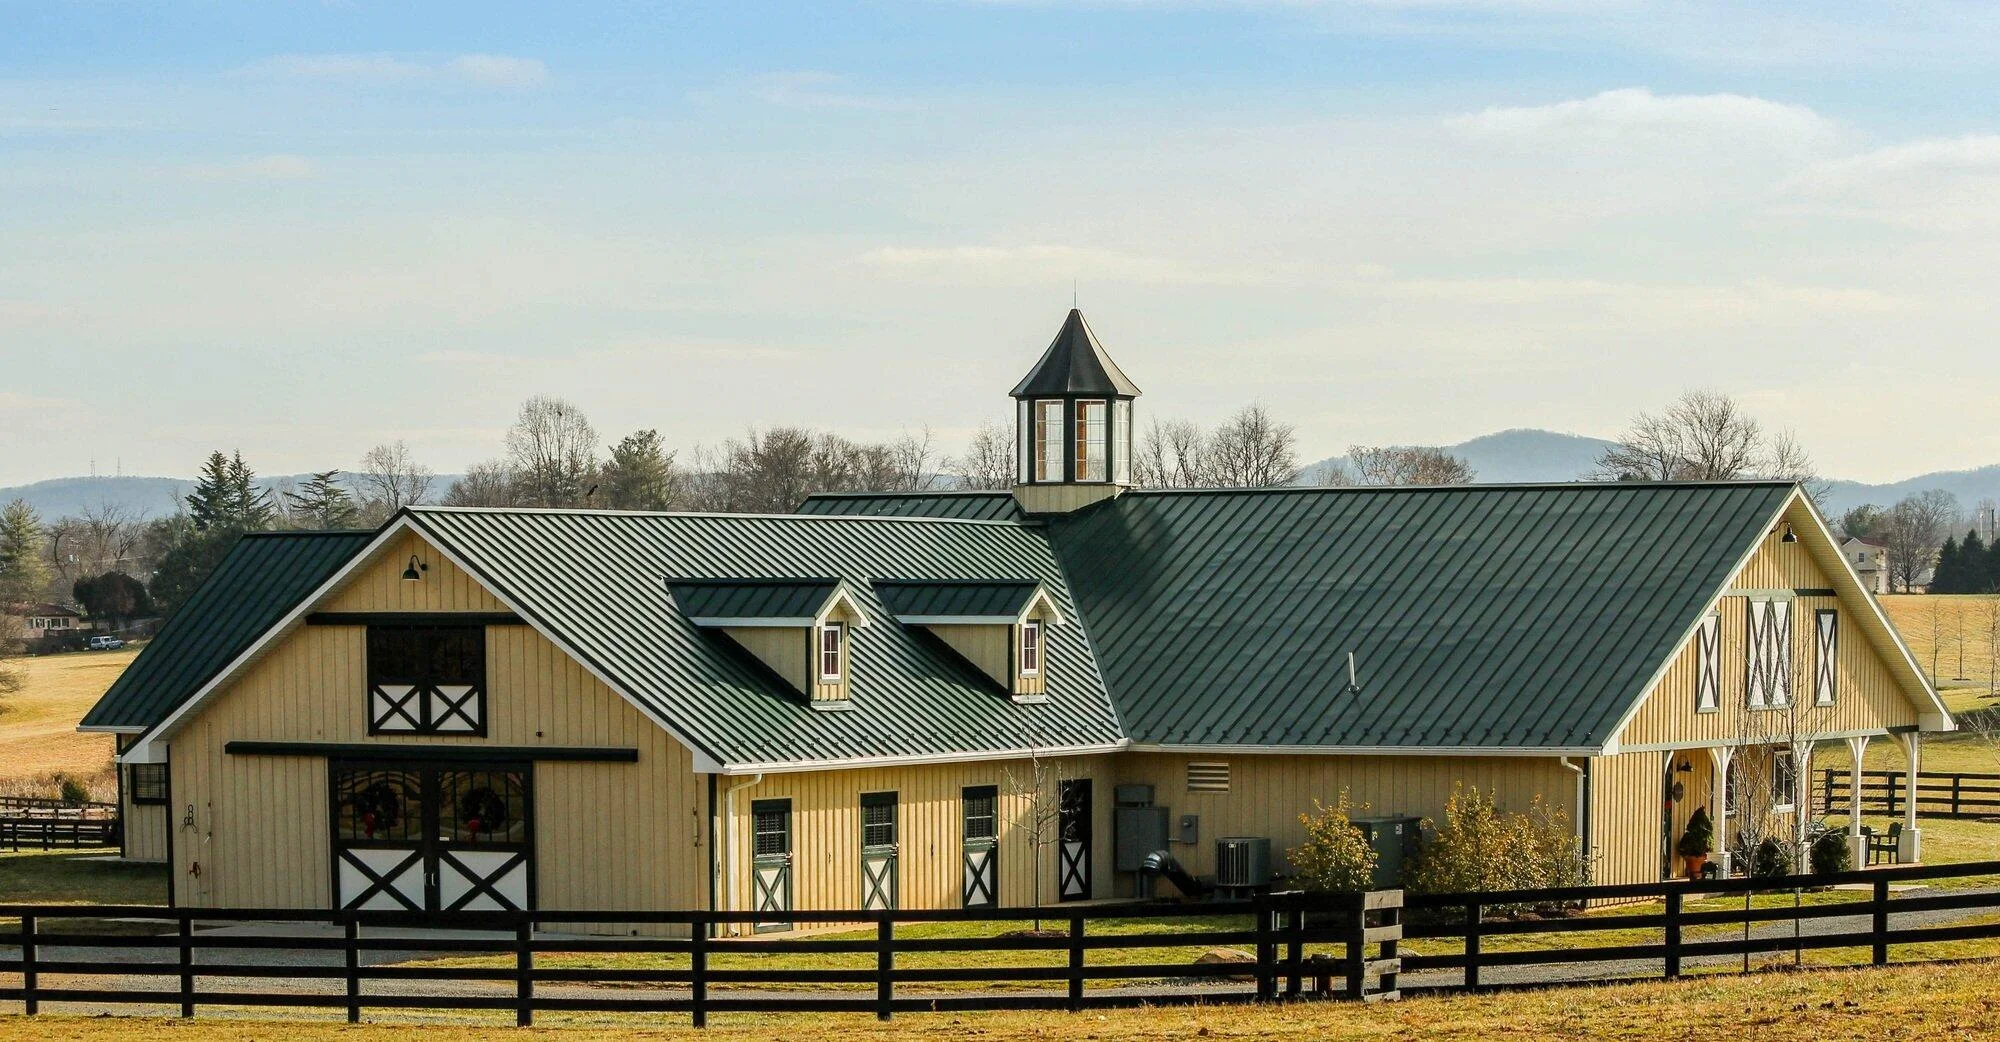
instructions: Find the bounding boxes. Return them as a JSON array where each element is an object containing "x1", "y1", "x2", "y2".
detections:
[
  {"x1": 1010, "y1": 308, "x2": 1142, "y2": 515},
  {"x1": 875, "y1": 579, "x2": 1064, "y2": 701},
  {"x1": 666, "y1": 578, "x2": 869, "y2": 710}
]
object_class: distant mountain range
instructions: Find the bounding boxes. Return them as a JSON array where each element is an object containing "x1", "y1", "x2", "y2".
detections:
[{"x1": 5, "y1": 429, "x2": 1997, "y2": 521}]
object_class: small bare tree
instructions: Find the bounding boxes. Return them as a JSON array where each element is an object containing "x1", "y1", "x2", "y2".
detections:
[
  {"x1": 1134, "y1": 417, "x2": 1210, "y2": 489},
  {"x1": 442, "y1": 460, "x2": 519, "y2": 507},
  {"x1": 1345, "y1": 445, "x2": 1477, "y2": 486},
  {"x1": 505, "y1": 396, "x2": 600, "y2": 508},
  {"x1": 951, "y1": 422, "x2": 1016, "y2": 491},
  {"x1": 1002, "y1": 748, "x2": 1067, "y2": 929},
  {"x1": 1885, "y1": 490, "x2": 1958, "y2": 592},
  {"x1": 1593, "y1": 389, "x2": 1825, "y2": 498},
  {"x1": 1206, "y1": 404, "x2": 1297, "y2": 488},
  {"x1": 886, "y1": 428, "x2": 942, "y2": 492},
  {"x1": 357, "y1": 441, "x2": 436, "y2": 517}
]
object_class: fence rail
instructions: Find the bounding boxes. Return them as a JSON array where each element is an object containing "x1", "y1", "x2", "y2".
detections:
[
  {"x1": 0, "y1": 819, "x2": 118, "y2": 851},
  {"x1": 5, "y1": 860, "x2": 2000, "y2": 1028},
  {"x1": 0, "y1": 796, "x2": 117, "y2": 819},
  {"x1": 1817, "y1": 768, "x2": 2000, "y2": 819}
]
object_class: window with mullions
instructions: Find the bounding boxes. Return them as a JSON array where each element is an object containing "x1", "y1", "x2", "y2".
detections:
[
  {"x1": 1075, "y1": 400, "x2": 1107, "y2": 481},
  {"x1": 129, "y1": 763, "x2": 168, "y2": 804},
  {"x1": 962, "y1": 786, "x2": 998, "y2": 842},
  {"x1": 1034, "y1": 400, "x2": 1065, "y2": 482},
  {"x1": 367, "y1": 625, "x2": 487, "y2": 735}
]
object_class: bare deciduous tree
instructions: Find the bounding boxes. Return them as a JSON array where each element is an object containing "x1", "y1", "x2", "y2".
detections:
[
  {"x1": 1002, "y1": 748, "x2": 1067, "y2": 925},
  {"x1": 951, "y1": 423, "x2": 1016, "y2": 491},
  {"x1": 887, "y1": 428, "x2": 943, "y2": 493},
  {"x1": 1345, "y1": 445, "x2": 1477, "y2": 486},
  {"x1": 505, "y1": 396, "x2": 599, "y2": 508},
  {"x1": 1885, "y1": 489, "x2": 1958, "y2": 593},
  {"x1": 357, "y1": 441, "x2": 436, "y2": 518},
  {"x1": 1594, "y1": 390, "x2": 1823, "y2": 497},
  {"x1": 442, "y1": 460, "x2": 519, "y2": 507},
  {"x1": 1134, "y1": 417, "x2": 1211, "y2": 489},
  {"x1": 1206, "y1": 404, "x2": 1298, "y2": 488}
]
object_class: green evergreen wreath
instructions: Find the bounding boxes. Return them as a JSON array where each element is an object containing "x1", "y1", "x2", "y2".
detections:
[
  {"x1": 457, "y1": 786, "x2": 511, "y2": 836},
  {"x1": 353, "y1": 781, "x2": 405, "y2": 838}
]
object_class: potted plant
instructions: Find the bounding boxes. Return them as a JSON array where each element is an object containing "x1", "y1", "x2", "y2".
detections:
[{"x1": 1677, "y1": 808, "x2": 1714, "y2": 879}]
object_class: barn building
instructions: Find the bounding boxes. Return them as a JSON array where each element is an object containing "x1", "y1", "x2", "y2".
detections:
[{"x1": 83, "y1": 310, "x2": 1951, "y2": 928}]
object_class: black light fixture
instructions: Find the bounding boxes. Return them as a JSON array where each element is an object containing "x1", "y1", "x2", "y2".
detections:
[
  {"x1": 401, "y1": 554, "x2": 427, "y2": 581},
  {"x1": 1781, "y1": 523, "x2": 1797, "y2": 543}
]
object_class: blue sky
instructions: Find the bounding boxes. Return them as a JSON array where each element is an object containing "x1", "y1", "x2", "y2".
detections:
[{"x1": 6, "y1": 1, "x2": 2000, "y2": 486}]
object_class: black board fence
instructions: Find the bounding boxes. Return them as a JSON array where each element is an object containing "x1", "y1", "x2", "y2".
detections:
[
  {"x1": 1818, "y1": 768, "x2": 2000, "y2": 819},
  {"x1": 5, "y1": 860, "x2": 2000, "y2": 1028}
]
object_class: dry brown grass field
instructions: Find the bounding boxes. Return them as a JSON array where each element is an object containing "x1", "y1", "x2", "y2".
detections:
[
  {"x1": 0, "y1": 647, "x2": 135, "y2": 801},
  {"x1": 2, "y1": 959, "x2": 1998, "y2": 1040},
  {"x1": 1880, "y1": 594, "x2": 2000, "y2": 698}
]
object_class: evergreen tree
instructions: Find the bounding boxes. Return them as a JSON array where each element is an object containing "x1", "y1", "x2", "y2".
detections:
[
  {"x1": 185, "y1": 451, "x2": 234, "y2": 531},
  {"x1": 283, "y1": 471, "x2": 361, "y2": 529},
  {"x1": 227, "y1": 452, "x2": 277, "y2": 530},
  {"x1": 72, "y1": 572, "x2": 153, "y2": 624},
  {"x1": 600, "y1": 429, "x2": 681, "y2": 511},
  {"x1": 0, "y1": 499, "x2": 50, "y2": 605},
  {"x1": 1933, "y1": 535, "x2": 1964, "y2": 594},
  {"x1": 1962, "y1": 529, "x2": 1992, "y2": 593},
  {"x1": 1982, "y1": 533, "x2": 2000, "y2": 596}
]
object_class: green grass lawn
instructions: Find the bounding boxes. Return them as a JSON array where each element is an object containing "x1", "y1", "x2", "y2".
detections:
[{"x1": 0, "y1": 848, "x2": 166, "y2": 906}]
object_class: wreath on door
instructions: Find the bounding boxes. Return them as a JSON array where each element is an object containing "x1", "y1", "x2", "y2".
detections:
[
  {"x1": 352, "y1": 781, "x2": 405, "y2": 838},
  {"x1": 457, "y1": 786, "x2": 512, "y2": 836}
]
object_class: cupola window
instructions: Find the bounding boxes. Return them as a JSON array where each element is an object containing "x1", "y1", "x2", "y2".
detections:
[
  {"x1": 1035, "y1": 400, "x2": 1065, "y2": 482},
  {"x1": 1075, "y1": 400, "x2": 1107, "y2": 482}
]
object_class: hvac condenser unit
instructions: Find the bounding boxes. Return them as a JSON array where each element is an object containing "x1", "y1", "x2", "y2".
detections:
[{"x1": 1214, "y1": 836, "x2": 1272, "y2": 897}]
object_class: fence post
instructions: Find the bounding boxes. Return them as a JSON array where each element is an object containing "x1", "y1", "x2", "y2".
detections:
[
  {"x1": 1067, "y1": 915, "x2": 1085, "y2": 1011},
  {"x1": 177, "y1": 913, "x2": 194, "y2": 1018},
  {"x1": 1254, "y1": 895, "x2": 1275, "y2": 1002},
  {"x1": 1663, "y1": 889, "x2": 1682, "y2": 980},
  {"x1": 1871, "y1": 876, "x2": 1890, "y2": 967},
  {"x1": 19, "y1": 914, "x2": 35, "y2": 1016},
  {"x1": 875, "y1": 915, "x2": 893, "y2": 1022},
  {"x1": 1285, "y1": 901, "x2": 1304, "y2": 1000},
  {"x1": 1464, "y1": 901, "x2": 1482, "y2": 990},
  {"x1": 1952, "y1": 775, "x2": 1962, "y2": 817},
  {"x1": 1343, "y1": 893, "x2": 1365, "y2": 1001},
  {"x1": 690, "y1": 919, "x2": 708, "y2": 1029},
  {"x1": 344, "y1": 918, "x2": 360, "y2": 1024},
  {"x1": 514, "y1": 919, "x2": 533, "y2": 1027}
]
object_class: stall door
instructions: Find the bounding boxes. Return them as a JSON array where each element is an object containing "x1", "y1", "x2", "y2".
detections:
[
  {"x1": 860, "y1": 791, "x2": 898, "y2": 911},
  {"x1": 751, "y1": 799, "x2": 793, "y2": 932},
  {"x1": 961, "y1": 785, "x2": 998, "y2": 908},
  {"x1": 1058, "y1": 779, "x2": 1092, "y2": 901},
  {"x1": 333, "y1": 761, "x2": 532, "y2": 913}
]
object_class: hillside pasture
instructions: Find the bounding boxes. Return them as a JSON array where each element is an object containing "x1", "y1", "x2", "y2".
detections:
[{"x1": 0, "y1": 647, "x2": 134, "y2": 801}]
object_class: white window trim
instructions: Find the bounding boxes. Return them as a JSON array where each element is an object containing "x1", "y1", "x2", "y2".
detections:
[
  {"x1": 1019, "y1": 619, "x2": 1041, "y2": 678},
  {"x1": 1695, "y1": 612, "x2": 1721, "y2": 714},
  {"x1": 1075, "y1": 399, "x2": 1107, "y2": 483},
  {"x1": 1814, "y1": 609, "x2": 1838, "y2": 707},
  {"x1": 818, "y1": 622, "x2": 845, "y2": 683},
  {"x1": 1771, "y1": 747, "x2": 1797, "y2": 813}
]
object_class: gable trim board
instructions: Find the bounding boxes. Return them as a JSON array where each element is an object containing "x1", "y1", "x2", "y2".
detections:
[{"x1": 126, "y1": 512, "x2": 730, "y2": 774}]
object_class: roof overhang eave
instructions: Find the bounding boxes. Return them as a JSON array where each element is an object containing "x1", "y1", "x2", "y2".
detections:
[
  {"x1": 77, "y1": 724, "x2": 147, "y2": 734},
  {"x1": 711, "y1": 739, "x2": 1131, "y2": 775},
  {"x1": 1127, "y1": 742, "x2": 1607, "y2": 758}
]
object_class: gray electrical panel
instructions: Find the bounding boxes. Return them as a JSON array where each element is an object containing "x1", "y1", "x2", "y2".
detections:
[
  {"x1": 1352, "y1": 815, "x2": 1423, "y2": 889},
  {"x1": 1115, "y1": 806, "x2": 1170, "y2": 872}
]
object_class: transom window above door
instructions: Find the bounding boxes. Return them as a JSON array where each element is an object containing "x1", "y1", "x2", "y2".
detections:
[{"x1": 366, "y1": 625, "x2": 487, "y2": 735}]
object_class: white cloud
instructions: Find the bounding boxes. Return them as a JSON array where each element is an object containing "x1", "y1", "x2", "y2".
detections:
[
  {"x1": 250, "y1": 52, "x2": 549, "y2": 88},
  {"x1": 750, "y1": 71, "x2": 909, "y2": 111},
  {"x1": 1783, "y1": 134, "x2": 2000, "y2": 193},
  {"x1": 1449, "y1": 87, "x2": 1838, "y2": 150}
]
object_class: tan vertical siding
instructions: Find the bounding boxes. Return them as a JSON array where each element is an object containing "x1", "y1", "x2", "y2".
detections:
[
  {"x1": 1589, "y1": 751, "x2": 1665, "y2": 886},
  {"x1": 723, "y1": 627, "x2": 810, "y2": 693},
  {"x1": 166, "y1": 533, "x2": 709, "y2": 923},
  {"x1": 1617, "y1": 519, "x2": 1920, "y2": 750}
]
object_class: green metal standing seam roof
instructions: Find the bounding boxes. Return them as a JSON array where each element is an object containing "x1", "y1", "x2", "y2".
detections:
[
  {"x1": 403, "y1": 508, "x2": 1122, "y2": 769},
  {"x1": 1043, "y1": 482, "x2": 1796, "y2": 750},
  {"x1": 874, "y1": 580, "x2": 1043, "y2": 620},
  {"x1": 667, "y1": 578, "x2": 844, "y2": 621},
  {"x1": 80, "y1": 530, "x2": 373, "y2": 730},
  {"x1": 797, "y1": 491, "x2": 1024, "y2": 522}
]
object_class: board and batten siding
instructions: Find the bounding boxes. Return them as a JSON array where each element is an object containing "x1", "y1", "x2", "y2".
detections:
[
  {"x1": 1113, "y1": 752, "x2": 1578, "y2": 881},
  {"x1": 114, "y1": 734, "x2": 169, "y2": 863},
  {"x1": 1616, "y1": 518, "x2": 1918, "y2": 751},
  {"x1": 163, "y1": 531, "x2": 710, "y2": 919},
  {"x1": 718, "y1": 755, "x2": 1114, "y2": 919}
]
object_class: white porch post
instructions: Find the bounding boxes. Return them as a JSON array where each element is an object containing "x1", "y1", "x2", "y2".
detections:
[
  {"x1": 1846, "y1": 735, "x2": 1871, "y2": 868},
  {"x1": 1792, "y1": 740, "x2": 1814, "y2": 855},
  {"x1": 1707, "y1": 745, "x2": 1735, "y2": 876},
  {"x1": 1896, "y1": 732, "x2": 1923, "y2": 863}
]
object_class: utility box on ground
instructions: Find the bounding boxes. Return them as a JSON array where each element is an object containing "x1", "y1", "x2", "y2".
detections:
[{"x1": 1352, "y1": 815, "x2": 1423, "y2": 889}]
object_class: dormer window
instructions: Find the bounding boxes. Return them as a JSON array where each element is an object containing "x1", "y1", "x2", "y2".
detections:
[
  {"x1": 1020, "y1": 619, "x2": 1042, "y2": 677},
  {"x1": 819, "y1": 622, "x2": 846, "y2": 682}
]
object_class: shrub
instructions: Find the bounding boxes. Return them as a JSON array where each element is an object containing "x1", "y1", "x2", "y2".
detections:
[
  {"x1": 1751, "y1": 837, "x2": 1794, "y2": 879},
  {"x1": 1288, "y1": 791, "x2": 1378, "y2": 892},
  {"x1": 1811, "y1": 831, "x2": 1852, "y2": 875},
  {"x1": 1676, "y1": 808, "x2": 1714, "y2": 859},
  {"x1": 1405, "y1": 786, "x2": 1590, "y2": 908},
  {"x1": 58, "y1": 775, "x2": 91, "y2": 805}
]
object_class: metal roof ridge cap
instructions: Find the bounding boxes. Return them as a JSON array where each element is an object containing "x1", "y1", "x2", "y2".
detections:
[
  {"x1": 1124, "y1": 479, "x2": 1799, "y2": 497},
  {"x1": 411, "y1": 504, "x2": 1031, "y2": 526}
]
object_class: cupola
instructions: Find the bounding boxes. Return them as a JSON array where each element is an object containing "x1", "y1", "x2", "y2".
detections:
[{"x1": 1010, "y1": 309, "x2": 1141, "y2": 514}]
